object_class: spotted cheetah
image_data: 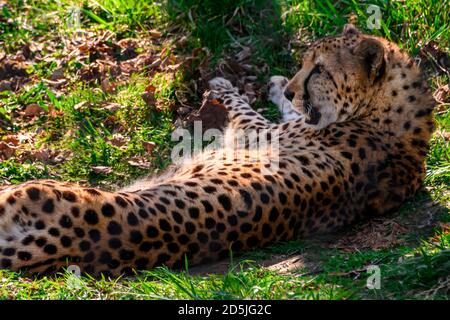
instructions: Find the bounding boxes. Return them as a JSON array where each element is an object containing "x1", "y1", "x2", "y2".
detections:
[{"x1": 0, "y1": 25, "x2": 435, "y2": 277}]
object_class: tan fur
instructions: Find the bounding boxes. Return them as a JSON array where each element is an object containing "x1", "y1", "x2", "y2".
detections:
[{"x1": 0, "y1": 27, "x2": 435, "y2": 276}]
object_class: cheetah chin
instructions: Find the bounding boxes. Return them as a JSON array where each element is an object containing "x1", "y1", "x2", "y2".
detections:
[{"x1": 0, "y1": 24, "x2": 435, "y2": 277}]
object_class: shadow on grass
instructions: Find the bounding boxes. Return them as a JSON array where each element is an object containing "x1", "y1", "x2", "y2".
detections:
[{"x1": 161, "y1": 0, "x2": 300, "y2": 115}]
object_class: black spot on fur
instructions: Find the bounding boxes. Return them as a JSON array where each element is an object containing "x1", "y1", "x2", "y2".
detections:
[
  {"x1": 59, "y1": 215, "x2": 73, "y2": 228},
  {"x1": 127, "y1": 212, "x2": 139, "y2": 226},
  {"x1": 27, "y1": 187, "x2": 40, "y2": 201},
  {"x1": 43, "y1": 244, "x2": 57, "y2": 254},
  {"x1": 42, "y1": 199, "x2": 55, "y2": 213},
  {"x1": 115, "y1": 196, "x2": 128, "y2": 208},
  {"x1": 146, "y1": 226, "x2": 159, "y2": 238},
  {"x1": 101, "y1": 203, "x2": 116, "y2": 217},
  {"x1": 218, "y1": 194, "x2": 232, "y2": 211},
  {"x1": 62, "y1": 191, "x2": 77, "y2": 202},
  {"x1": 84, "y1": 210, "x2": 99, "y2": 225}
]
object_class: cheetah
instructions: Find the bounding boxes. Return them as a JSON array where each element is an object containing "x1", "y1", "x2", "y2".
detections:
[{"x1": 0, "y1": 25, "x2": 435, "y2": 277}]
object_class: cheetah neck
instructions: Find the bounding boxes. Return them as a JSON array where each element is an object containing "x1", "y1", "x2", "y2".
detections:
[{"x1": 361, "y1": 49, "x2": 435, "y2": 160}]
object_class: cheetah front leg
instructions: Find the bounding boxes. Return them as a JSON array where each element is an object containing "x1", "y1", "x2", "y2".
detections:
[
  {"x1": 208, "y1": 77, "x2": 271, "y2": 131},
  {"x1": 267, "y1": 76, "x2": 302, "y2": 122}
]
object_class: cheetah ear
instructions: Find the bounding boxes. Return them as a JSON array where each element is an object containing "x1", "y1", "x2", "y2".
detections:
[
  {"x1": 342, "y1": 24, "x2": 360, "y2": 36},
  {"x1": 353, "y1": 38, "x2": 385, "y2": 83}
]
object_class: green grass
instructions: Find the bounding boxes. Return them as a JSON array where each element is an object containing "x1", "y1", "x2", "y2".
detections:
[
  {"x1": 0, "y1": 227, "x2": 448, "y2": 299},
  {"x1": 0, "y1": 0, "x2": 449, "y2": 300}
]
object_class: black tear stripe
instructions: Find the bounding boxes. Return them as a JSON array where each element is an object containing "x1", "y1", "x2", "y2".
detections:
[{"x1": 303, "y1": 64, "x2": 325, "y2": 125}]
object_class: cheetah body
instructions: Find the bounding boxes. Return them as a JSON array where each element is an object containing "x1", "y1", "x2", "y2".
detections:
[{"x1": 0, "y1": 26, "x2": 435, "y2": 276}]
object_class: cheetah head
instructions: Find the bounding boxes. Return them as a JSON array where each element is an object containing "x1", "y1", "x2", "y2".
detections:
[{"x1": 285, "y1": 24, "x2": 390, "y2": 128}]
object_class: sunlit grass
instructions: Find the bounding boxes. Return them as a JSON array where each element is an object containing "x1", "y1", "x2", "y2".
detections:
[{"x1": 0, "y1": 0, "x2": 448, "y2": 300}]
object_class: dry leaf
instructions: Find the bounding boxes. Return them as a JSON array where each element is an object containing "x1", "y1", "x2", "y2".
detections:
[
  {"x1": 187, "y1": 92, "x2": 229, "y2": 131},
  {"x1": 128, "y1": 157, "x2": 151, "y2": 169},
  {"x1": 31, "y1": 149, "x2": 52, "y2": 163},
  {"x1": 102, "y1": 102, "x2": 124, "y2": 111},
  {"x1": 141, "y1": 91, "x2": 156, "y2": 106},
  {"x1": 149, "y1": 29, "x2": 162, "y2": 38},
  {"x1": 92, "y1": 166, "x2": 113, "y2": 174},
  {"x1": 101, "y1": 78, "x2": 116, "y2": 93},
  {"x1": 51, "y1": 67, "x2": 65, "y2": 80},
  {"x1": 0, "y1": 141, "x2": 17, "y2": 159},
  {"x1": 43, "y1": 78, "x2": 67, "y2": 88},
  {"x1": 2, "y1": 135, "x2": 19, "y2": 146},
  {"x1": 166, "y1": 62, "x2": 182, "y2": 72},
  {"x1": 48, "y1": 105, "x2": 64, "y2": 118},
  {"x1": 145, "y1": 84, "x2": 156, "y2": 93},
  {"x1": 107, "y1": 134, "x2": 128, "y2": 147},
  {"x1": 0, "y1": 80, "x2": 12, "y2": 92},
  {"x1": 24, "y1": 103, "x2": 47, "y2": 117},
  {"x1": 142, "y1": 141, "x2": 156, "y2": 153},
  {"x1": 235, "y1": 46, "x2": 251, "y2": 62},
  {"x1": 434, "y1": 84, "x2": 449, "y2": 104},
  {"x1": 29, "y1": 148, "x2": 67, "y2": 164}
]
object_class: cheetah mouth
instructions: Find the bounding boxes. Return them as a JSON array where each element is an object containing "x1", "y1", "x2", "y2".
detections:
[{"x1": 303, "y1": 98, "x2": 321, "y2": 125}]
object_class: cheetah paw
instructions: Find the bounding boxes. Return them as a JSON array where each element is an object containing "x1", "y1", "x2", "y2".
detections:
[
  {"x1": 268, "y1": 75, "x2": 289, "y2": 106},
  {"x1": 268, "y1": 76, "x2": 301, "y2": 122},
  {"x1": 208, "y1": 77, "x2": 235, "y2": 92}
]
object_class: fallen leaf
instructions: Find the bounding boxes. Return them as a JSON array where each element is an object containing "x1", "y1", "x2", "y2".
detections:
[
  {"x1": 166, "y1": 62, "x2": 182, "y2": 72},
  {"x1": 48, "y1": 105, "x2": 64, "y2": 118},
  {"x1": 142, "y1": 141, "x2": 156, "y2": 153},
  {"x1": 244, "y1": 82, "x2": 256, "y2": 103},
  {"x1": 27, "y1": 148, "x2": 68, "y2": 164},
  {"x1": 0, "y1": 80, "x2": 11, "y2": 92},
  {"x1": 24, "y1": 103, "x2": 47, "y2": 117},
  {"x1": 102, "y1": 102, "x2": 125, "y2": 111},
  {"x1": 187, "y1": 92, "x2": 229, "y2": 131},
  {"x1": 74, "y1": 101, "x2": 88, "y2": 110},
  {"x1": 51, "y1": 67, "x2": 65, "y2": 80},
  {"x1": 145, "y1": 84, "x2": 156, "y2": 93},
  {"x1": 91, "y1": 166, "x2": 113, "y2": 174},
  {"x1": 107, "y1": 134, "x2": 128, "y2": 147},
  {"x1": 419, "y1": 41, "x2": 450, "y2": 74},
  {"x1": 101, "y1": 78, "x2": 116, "y2": 93},
  {"x1": 0, "y1": 141, "x2": 17, "y2": 159},
  {"x1": 128, "y1": 157, "x2": 152, "y2": 169},
  {"x1": 434, "y1": 84, "x2": 449, "y2": 104},
  {"x1": 235, "y1": 46, "x2": 251, "y2": 62},
  {"x1": 149, "y1": 29, "x2": 162, "y2": 38},
  {"x1": 141, "y1": 91, "x2": 156, "y2": 107},
  {"x1": 2, "y1": 134, "x2": 19, "y2": 146},
  {"x1": 331, "y1": 218, "x2": 409, "y2": 252},
  {"x1": 42, "y1": 78, "x2": 67, "y2": 88},
  {"x1": 31, "y1": 149, "x2": 53, "y2": 163},
  {"x1": 0, "y1": 60, "x2": 28, "y2": 80}
]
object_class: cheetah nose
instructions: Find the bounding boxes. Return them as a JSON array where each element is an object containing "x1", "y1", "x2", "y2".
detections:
[{"x1": 284, "y1": 89, "x2": 295, "y2": 101}]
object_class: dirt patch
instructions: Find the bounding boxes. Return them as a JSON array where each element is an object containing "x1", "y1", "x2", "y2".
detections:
[
  {"x1": 330, "y1": 218, "x2": 409, "y2": 252},
  {"x1": 189, "y1": 253, "x2": 313, "y2": 276}
]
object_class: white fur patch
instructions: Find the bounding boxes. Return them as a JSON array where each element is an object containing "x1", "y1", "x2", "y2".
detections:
[{"x1": 268, "y1": 76, "x2": 302, "y2": 122}]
